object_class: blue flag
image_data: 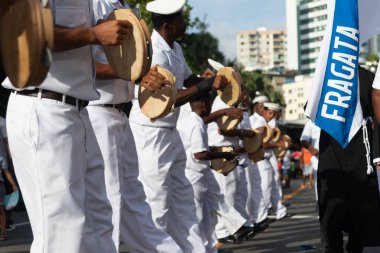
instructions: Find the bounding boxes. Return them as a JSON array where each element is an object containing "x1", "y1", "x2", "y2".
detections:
[{"x1": 305, "y1": 0, "x2": 380, "y2": 148}]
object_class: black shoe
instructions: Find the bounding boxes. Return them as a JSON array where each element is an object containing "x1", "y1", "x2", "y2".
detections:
[
  {"x1": 246, "y1": 226, "x2": 257, "y2": 240},
  {"x1": 218, "y1": 235, "x2": 238, "y2": 244},
  {"x1": 254, "y1": 219, "x2": 270, "y2": 233},
  {"x1": 232, "y1": 226, "x2": 253, "y2": 242}
]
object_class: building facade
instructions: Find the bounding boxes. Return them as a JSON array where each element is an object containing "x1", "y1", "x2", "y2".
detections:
[
  {"x1": 286, "y1": 0, "x2": 328, "y2": 75},
  {"x1": 286, "y1": 0, "x2": 380, "y2": 75},
  {"x1": 279, "y1": 75, "x2": 312, "y2": 121},
  {"x1": 236, "y1": 27, "x2": 287, "y2": 72}
]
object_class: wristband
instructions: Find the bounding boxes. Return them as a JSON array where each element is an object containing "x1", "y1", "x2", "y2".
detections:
[{"x1": 196, "y1": 77, "x2": 215, "y2": 93}]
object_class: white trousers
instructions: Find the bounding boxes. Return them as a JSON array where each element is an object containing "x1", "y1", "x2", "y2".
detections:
[
  {"x1": 211, "y1": 169, "x2": 251, "y2": 238},
  {"x1": 255, "y1": 160, "x2": 273, "y2": 221},
  {"x1": 6, "y1": 94, "x2": 115, "y2": 253},
  {"x1": 234, "y1": 162, "x2": 251, "y2": 222},
  {"x1": 185, "y1": 169, "x2": 218, "y2": 253},
  {"x1": 130, "y1": 123, "x2": 205, "y2": 253},
  {"x1": 87, "y1": 106, "x2": 182, "y2": 253},
  {"x1": 246, "y1": 162, "x2": 267, "y2": 224},
  {"x1": 269, "y1": 155, "x2": 287, "y2": 219}
]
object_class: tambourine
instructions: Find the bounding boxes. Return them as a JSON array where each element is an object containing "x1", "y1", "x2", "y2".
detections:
[
  {"x1": 104, "y1": 9, "x2": 152, "y2": 81},
  {"x1": 249, "y1": 149, "x2": 265, "y2": 163},
  {"x1": 211, "y1": 147, "x2": 238, "y2": 174},
  {"x1": 274, "y1": 135, "x2": 292, "y2": 159},
  {"x1": 262, "y1": 125, "x2": 273, "y2": 144},
  {"x1": 243, "y1": 129, "x2": 262, "y2": 154},
  {"x1": 216, "y1": 67, "x2": 242, "y2": 106},
  {"x1": 138, "y1": 65, "x2": 176, "y2": 120},
  {"x1": 0, "y1": 0, "x2": 53, "y2": 88},
  {"x1": 217, "y1": 115, "x2": 240, "y2": 131},
  {"x1": 271, "y1": 127, "x2": 282, "y2": 143}
]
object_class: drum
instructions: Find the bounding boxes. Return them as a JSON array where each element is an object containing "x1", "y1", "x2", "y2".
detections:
[
  {"x1": 138, "y1": 65, "x2": 176, "y2": 120},
  {"x1": 217, "y1": 115, "x2": 240, "y2": 131},
  {"x1": 216, "y1": 67, "x2": 242, "y2": 106},
  {"x1": 104, "y1": 9, "x2": 152, "y2": 81},
  {"x1": 211, "y1": 147, "x2": 238, "y2": 175},
  {"x1": 243, "y1": 130, "x2": 262, "y2": 154},
  {"x1": 0, "y1": 0, "x2": 53, "y2": 88}
]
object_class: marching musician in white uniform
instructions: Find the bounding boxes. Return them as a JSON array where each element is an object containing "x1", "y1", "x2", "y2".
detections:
[
  {"x1": 129, "y1": 0, "x2": 227, "y2": 251},
  {"x1": 87, "y1": 0, "x2": 183, "y2": 252},
  {"x1": 207, "y1": 96, "x2": 257, "y2": 242},
  {"x1": 177, "y1": 95, "x2": 245, "y2": 251},
  {"x1": 2, "y1": 0, "x2": 130, "y2": 252},
  {"x1": 248, "y1": 96, "x2": 270, "y2": 225},
  {"x1": 266, "y1": 103, "x2": 288, "y2": 220}
]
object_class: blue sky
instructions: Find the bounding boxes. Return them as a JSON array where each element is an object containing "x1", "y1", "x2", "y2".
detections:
[{"x1": 188, "y1": 0, "x2": 286, "y2": 60}]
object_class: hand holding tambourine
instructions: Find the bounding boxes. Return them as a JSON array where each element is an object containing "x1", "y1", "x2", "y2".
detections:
[
  {"x1": 104, "y1": 9, "x2": 152, "y2": 81},
  {"x1": 211, "y1": 147, "x2": 239, "y2": 175},
  {"x1": 138, "y1": 65, "x2": 177, "y2": 121},
  {"x1": 208, "y1": 59, "x2": 243, "y2": 106}
]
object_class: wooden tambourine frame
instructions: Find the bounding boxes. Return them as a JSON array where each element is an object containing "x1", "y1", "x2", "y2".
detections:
[
  {"x1": 211, "y1": 147, "x2": 238, "y2": 175},
  {"x1": 243, "y1": 130, "x2": 262, "y2": 154},
  {"x1": 274, "y1": 135, "x2": 292, "y2": 159},
  {"x1": 263, "y1": 125, "x2": 273, "y2": 144},
  {"x1": 216, "y1": 67, "x2": 242, "y2": 106},
  {"x1": 105, "y1": 9, "x2": 152, "y2": 81},
  {"x1": 249, "y1": 149, "x2": 265, "y2": 163},
  {"x1": 0, "y1": 0, "x2": 54, "y2": 88},
  {"x1": 138, "y1": 65, "x2": 176, "y2": 120},
  {"x1": 217, "y1": 115, "x2": 240, "y2": 131},
  {"x1": 271, "y1": 127, "x2": 282, "y2": 143}
]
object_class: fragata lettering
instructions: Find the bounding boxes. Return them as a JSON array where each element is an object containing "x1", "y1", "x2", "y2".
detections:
[{"x1": 321, "y1": 26, "x2": 359, "y2": 123}]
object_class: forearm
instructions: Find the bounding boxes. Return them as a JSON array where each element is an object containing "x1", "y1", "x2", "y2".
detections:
[
  {"x1": 54, "y1": 26, "x2": 96, "y2": 52},
  {"x1": 263, "y1": 142, "x2": 278, "y2": 149},
  {"x1": 95, "y1": 62, "x2": 119, "y2": 80},
  {"x1": 203, "y1": 110, "x2": 225, "y2": 124},
  {"x1": 183, "y1": 75, "x2": 203, "y2": 88},
  {"x1": 175, "y1": 85, "x2": 199, "y2": 107},
  {"x1": 3, "y1": 170, "x2": 17, "y2": 191},
  {"x1": 220, "y1": 129, "x2": 255, "y2": 138},
  {"x1": 194, "y1": 151, "x2": 233, "y2": 161}
]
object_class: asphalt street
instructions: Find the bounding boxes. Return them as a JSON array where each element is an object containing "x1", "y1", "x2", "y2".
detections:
[{"x1": 2, "y1": 179, "x2": 378, "y2": 253}]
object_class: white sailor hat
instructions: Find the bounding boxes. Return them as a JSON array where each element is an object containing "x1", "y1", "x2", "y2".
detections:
[
  {"x1": 252, "y1": 95, "x2": 268, "y2": 104},
  {"x1": 264, "y1": 102, "x2": 282, "y2": 112},
  {"x1": 146, "y1": 0, "x2": 186, "y2": 15}
]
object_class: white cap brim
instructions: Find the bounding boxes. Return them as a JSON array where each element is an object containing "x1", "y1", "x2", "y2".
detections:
[
  {"x1": 208, "y1": 58, "x2": 224, "y2": 71},
  {"x1": 264, "y1": 102, "x2": 282, "y2": 112},
  {"x1": 252, "y1": 95, "x2": 268, "y2": 104},
  {"x1": 147, "y1": 0, "x2": 186, "y2": 15}
]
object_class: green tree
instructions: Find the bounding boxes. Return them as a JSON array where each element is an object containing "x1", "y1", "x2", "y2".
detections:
[
  {"x1": 128, "y1": 1, "x2": 225, "y2": 74},
  {"x1": 241, "y1": 70, "x2": 284, "y2": 106},
  {"x1": 180, "y1": 19, "x2": 225, "y2": 73},
  {"x1": 367, "y1": 53, "x2": 379, "y2": 63}
]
